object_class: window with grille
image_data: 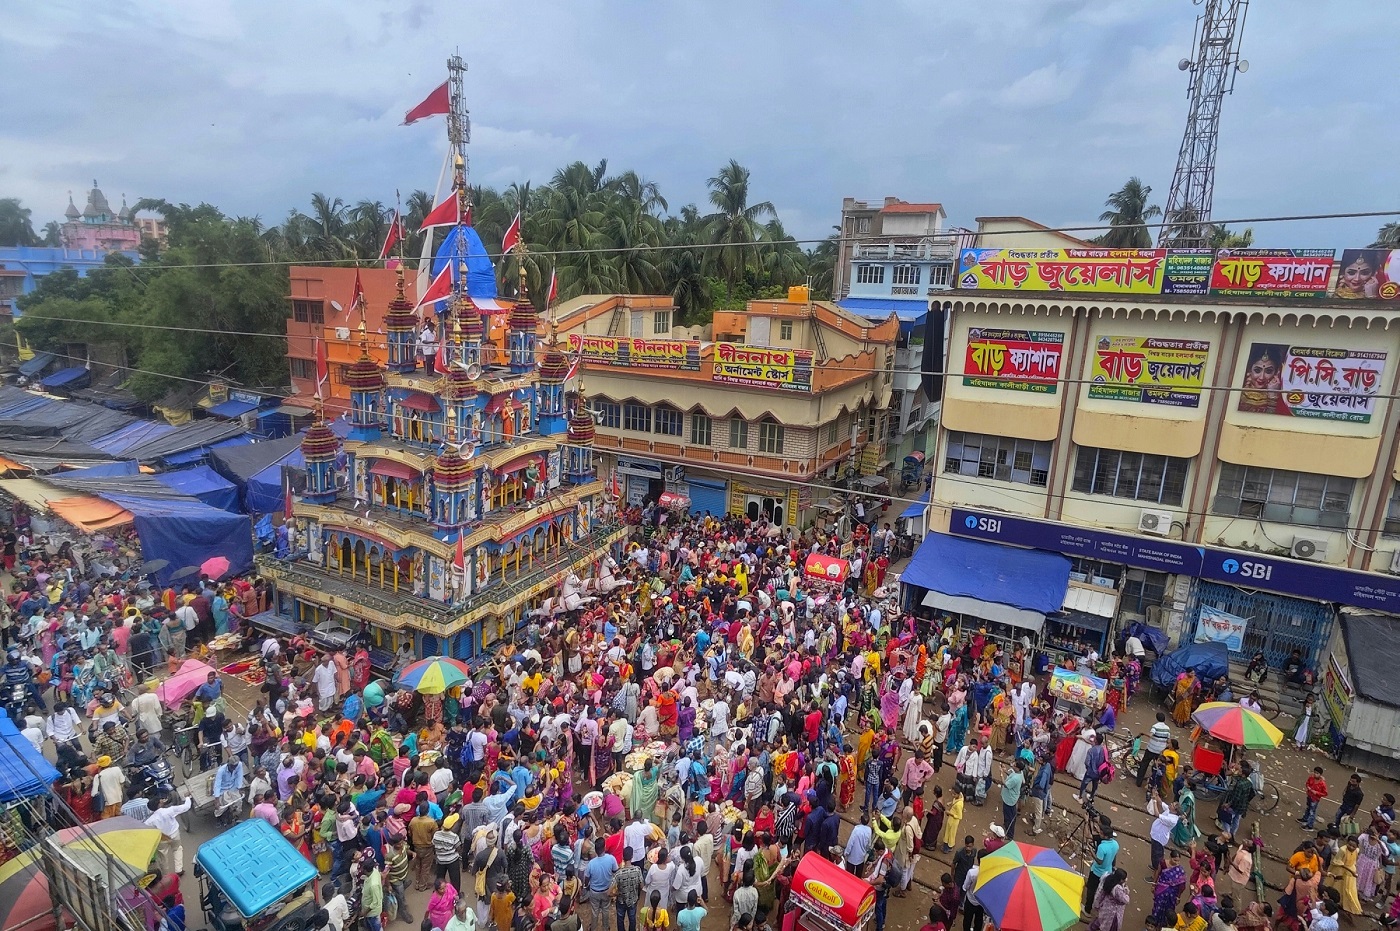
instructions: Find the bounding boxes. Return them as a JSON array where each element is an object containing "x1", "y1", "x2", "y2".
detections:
[
  {"x1": 654, "y1": 406, "x2": 683, "y2": 436},
  {"x1": 758, "y1": 421, "x2": 785, "y2": 455},
  {"x1": 653, "y1": 310, "x2": 671, "y2": 334},
  {"x1": 1384, "y1": 483, "x2": 1400, "y2": 536},
  {"x1": 826, "y1": 421, "x2": 838, "y2": 446},
  {"x1": 593, "y1": 400, "x2": 620, "y2": 429},
  {"x1": 892, "y1": 265, "x2": 920, "y2": 286},
  {"x1": 853, "y1": 218, "x2": 871, "y2": 234},
  {"x1": 929, "y1": 265, "x2": 952, "y2": 287},
  {"x1": 290, "y1": 357, "x2": 314, "y2": 379},
  {"x1": 292, "y1": 299, "x2": 323, "y2": 324},
  {"x1": 729, "y1": 418, "x2": 748, "y2": 449},
  {"x1": 855, "y1": 264, "x2": 884, "y2": 284},
  {"x1": 943, "y1": 431, "x2": 1052, "y2": 486},
  {"x1": 691, "y1": 414, "x2": 712, "y2": 447},
  {"x1": 623, "y1": 402, "x2": 651, "y2": 433},
  {"x1": 1213, "y1": 463, "x2": 1353, "y2": 529},
  {"x1": 1071, "y1": 447, "x2": 1189, "y2": 506},
  {"x1": 780, "y1": 320, "x2": 793, "y2": 341}
]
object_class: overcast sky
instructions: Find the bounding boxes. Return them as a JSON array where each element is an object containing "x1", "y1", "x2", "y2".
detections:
[{"x1": 2, "y1": 0, "x2": 1392, "y2": 249}]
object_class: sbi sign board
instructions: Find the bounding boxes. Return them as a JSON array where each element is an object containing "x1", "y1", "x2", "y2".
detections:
[{"x1": 952, "y1": 508, "x2": 1400, "y2": 613}]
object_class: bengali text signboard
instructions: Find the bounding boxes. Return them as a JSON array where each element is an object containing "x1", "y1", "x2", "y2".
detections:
[
  {"x1": 1194, "y1": 604, "x2": 1250, "y2": 652},
  {"x1": 566, "y1": 334, "x2": 701, "y2": 371},
  {"x1": 1209, "y1": 249, "x2": 1335, "y2": 298},
  {"x1": 963, "y1": 328, "x2": 1063, "y2": 393},
  {"x1": 711, "y1": 343, "x2": 814, "y2": 392},
  {"x1": 957, "y1": 248, "x2": 1171, "y2": 294},
  {"x1": 1238, "y1": 342, "x2": 1387, "y2": 423},
  {"x1": 1088, "y1": 336, "x2": 1211, "y2": 408}
]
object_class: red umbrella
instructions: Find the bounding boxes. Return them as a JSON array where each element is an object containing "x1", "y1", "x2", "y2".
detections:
[{"x1": 199, "y1": 555, "x2": 231, "y2": 579}]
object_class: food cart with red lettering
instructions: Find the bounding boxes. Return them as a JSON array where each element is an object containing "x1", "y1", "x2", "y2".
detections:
[
  {"x1": 783, "y1": 852, "x2": 877, "y2": 931},
  {"x1": 801, "y1": 553, "x2": 850, "y2": 605}
]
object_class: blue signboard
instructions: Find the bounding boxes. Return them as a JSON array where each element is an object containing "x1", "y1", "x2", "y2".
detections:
[{"x1": 950, "y1": 508, "x2": 1400, "y2": 614}]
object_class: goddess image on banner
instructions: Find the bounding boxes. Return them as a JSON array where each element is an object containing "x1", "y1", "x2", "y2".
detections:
[
  {"x1": 962, "y1": 328, "x2": 1063, "y2": 393},
  {"x1": 1237, "y1": 342, "x2": 1387, "y2": 423},
  {"x1": 1334, "y1": 248, "x2": 1400, "y2": 300},
  {"x1": 1088, "y1": 336, "x2": 1211, "y2": 408}
]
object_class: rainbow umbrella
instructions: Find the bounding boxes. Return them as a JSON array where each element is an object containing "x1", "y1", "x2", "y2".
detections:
[
  {"x1": 394, "y1": 656, "x2": 470, "y2": 694},
  {"x1": 1191, "y1": 701, "x2": 1284, "y2": 749},
  {"x1": 974, "y1": 841, "x2": 1084, "y2": 931}
]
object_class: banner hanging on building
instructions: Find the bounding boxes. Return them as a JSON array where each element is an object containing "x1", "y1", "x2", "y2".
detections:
[
  {"x1": 1237, "y1": 342, "x2": 1387, "y2": 423},
  {"x1": 565, "y1": 334, "x2": 701, "y2": 370},
  {"x1": 1209, "y1": 248, "x2": 1335, "y2": 298},
  {"x1": 957, "y1": 248, "x2": 1172, "y2": 295},
  {"x1": 1195, "y1": 604, "x2": 1250, "y2": 652},
  {"x1": 711, "y1": 343, "x2": 814, "y2": 392},
  {"x1": 963, "y1": 327, "x2": 1063, "y2": 393},
  {"x1": 1088, "y1": 336, "x2": 1211, "y2": 408},
  {"x1": 1334, "y1": 248, "x2": 1400, "y2": 300}
]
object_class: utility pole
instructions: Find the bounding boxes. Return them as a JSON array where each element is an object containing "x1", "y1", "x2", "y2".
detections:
[{"x1": 1158, "y1": 0, "x2": 1250, "y2": 248}]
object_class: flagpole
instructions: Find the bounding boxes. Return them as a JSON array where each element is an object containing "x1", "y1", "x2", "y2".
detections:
[{"x1": 416, "y1": 146, "x2": 452, "y2": 301}]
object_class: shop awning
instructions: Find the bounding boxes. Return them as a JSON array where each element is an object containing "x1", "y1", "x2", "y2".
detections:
[
  {"x1": 905, "y1": 531, "x2": 1071, "y2": 631},
  {"x1": 1338, "y1": 612, "x2": 1400, "y2": 708},
  {"x1": 856, "y1": 475, "x2": 888, "y2": 489},
  {"x1": 40, "y1": 367, "x2": 89, "y2": 390},
  {"x1": 369, "y1": 459, "x2": 419, "y2": 480},
  {"x1": 207, "y1": 398, "x2": 259, "y2": 419},
  {"x1": 0, "y1": 479, "x2": 81, "y2": 510},
  {"x1": 397, "y1": 393, "x2": 440, "y2": 412},
  {"x1": 1062, "y1": 583, "x2": 1118, "y2": 618},
  {"x1": 49, "y1": 495, "x2": 134, "y2": 531},
  {"x1": 899, "y1": 492, "x2": 929, "y2": 520},
  {"x1": 1052, "y1": 609, "x2": 1111, "y2": 634}
]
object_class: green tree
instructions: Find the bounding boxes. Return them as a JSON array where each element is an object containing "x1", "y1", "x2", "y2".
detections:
[
  {"x1": 1373, "y1": 223, "x2": 1400, "y2": 248},
  {"x1": 1208, "y1": 224, "x2": 1254, "y2": 248},
  {"x1": 703, "y1": 160, "x2": 775, "y2": 288},
  {"x1": 758, "y1": 218, "x2": 807, "y2": 290},
  {"x1": 806, "y1": 233, "x2": 840, "y2": 299},
  {"x1": 1095, "y1": 178, "x2": 1161, "y2": 248},
  {"x1": 40, "y1": 222, "x2": 62, "y2": 247},
  {"x1": 0, "y1": 198, "x2": 39, "y2": 247}
]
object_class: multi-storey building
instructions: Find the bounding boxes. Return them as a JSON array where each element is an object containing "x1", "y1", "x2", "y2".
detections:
[
  {"x1": 904, "y1": 222, "x2": 1400, "y2": 764},
  {"x1": 551, "y1": 290, "x2": 898, "y2": 527}
]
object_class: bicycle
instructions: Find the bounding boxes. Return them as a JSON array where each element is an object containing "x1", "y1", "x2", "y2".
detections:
[
  {"x1": 170, "y1": 724, "x2": 199, "y2": 778},
  {"x1": 1188, "y1": 769, "x2": 1280, "y2": 813}
]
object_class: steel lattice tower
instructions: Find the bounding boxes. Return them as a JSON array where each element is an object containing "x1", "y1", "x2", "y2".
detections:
[
  {"x1": 1158, "y1": 0, "x2": 1250, "y2": 248},
  {"x1": 446, "y1": 55, "x2": 471, "y2": 172}
]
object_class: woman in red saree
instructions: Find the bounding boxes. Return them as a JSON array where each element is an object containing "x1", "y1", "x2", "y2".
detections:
[{"x1": 837, "y1": 747, "x2": 857, "y2": 810}]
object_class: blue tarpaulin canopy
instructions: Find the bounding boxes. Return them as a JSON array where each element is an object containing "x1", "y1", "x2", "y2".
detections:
[
  {"x1": 1151, "y1": 641, "x2": 1231, "y2": 690},
  {"x1": 17, "y1": 353, "x2": 54, "y2": 377},
  {"x1": 0, "y1": 714, "x2": 60, "y2": 803},
  {"x1": 90, "y1": 420, "x2": 177, "y2": 455},
  {"x1": 899, "y1": 492, "x2": 930, "y2": 519},
  {"x1": 207, "y1": 398, "x2": 259, "y2": 419},
  {"x1": 160, "y1": 435, "x2": 254, "y2": 467},
  {"x1": 903, "y1": 531, "x2": 1071, "y2": 631},
  {"x1": 245, "y1": 449, "x2": 305, "y2": 514},
  {"x1": 104, "y1": 492, "x2": 253, "y2": 586},
  {"x1": 838, "y1": 297, "x2": 929, "y2": 323},
  {"x1": 61, "y1": 460, "x2": 139, "y2": 479},
  {"x1": 153, "y1": 465, "x2": 241, "y2": 512},
  {"x1": 430, "y1": 225, "x2": 499, "y2": 314},
  {"x1": 40, "y1": 366, "x2": 90, "y2": 390}
]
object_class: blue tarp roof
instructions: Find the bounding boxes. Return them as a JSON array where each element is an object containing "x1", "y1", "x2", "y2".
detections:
[
  {"x1": 0, "y1": 714, "x2": 60, "y2": 803},
  {"x1": 429, "y1": 225, "x2": 499, "y2": 315},
  {"x1": 40, "y1": 366, "x2": 90, "y2": 389},
  {"x1": 154, "y1": 465, "x2": 240, "y2": 512},
  {"x1": 899, "y1": 492, "x2": 930, "y2": 520},
  {"x1": 245, "y1": 450, "x2": 305, "y2": 514},
  {"x1": 62, "y1": 460, "x2": 139, "y2": 479},
  {"x1": 105, "y1": 492, "x2": 253, "y2": 586},
  {"x1": 91, "y1": 420, "x2": 176, "y2": 455},
  {"x1": 163, "y1": 434, "x2": 254, "y2": 467},
  {"x1": 838, "y1": 297, "x2": 929, "y2": 322},
  {"x1": 904, "y1": 531, "x2": 1071, "y2": 614},
  {"x1": 209, "y1": 434, "x2": 305, "y2": 484},
  {"x1": 120, "y1": 420, "x2": 248, "y2": 463},
  {"x1": 17, "y1": 353, "x2": 54, "y2": 377},
  {"x1": 1151, "y1": 641, "x2": 1231, "y2": 689},
  {"x1": 207, "y1": 398, "x2": 259, "y2": 419}
]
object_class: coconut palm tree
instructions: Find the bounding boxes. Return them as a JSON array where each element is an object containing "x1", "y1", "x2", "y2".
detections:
[
  {"x1": 1373, "y1": 223, "x2": 1400, "y2": 248},
  {"x1": 608, "y1": 200, "x2": 664, "y2": 293},
  {"x1": 0, "y1": 198, "x2": 38, "y2": 247},
  {"x1": 347, "y1": 200, "x2": 390, "y2": 258},
  {"x1": 703, "y1": 160, "x2": 775, "y2": 288},
  {"x1": 303, "y1": 193, "x2": 350, "y2": 260},
  {"x1": 609, "y1": 171, "x2": 668, "y2": 215},
  {"x1": 1095, "y1": 178, "x2": 1161, "y2": 248},
  {"x1": 665, "y1": 248, "x2": 712, "y2": 325},
  {"x1": 806, "y1": 232, "x2": 840, "y2": 299},
  {"x1": 759, "y1": 218, "x2": 807, "y2": 289},
  {"x1": 1208, "y1": 224, "x2": 1254, "y2": 249},
  {"x1": 40, "y1": 222, "x2": 62, "y2": 247}
]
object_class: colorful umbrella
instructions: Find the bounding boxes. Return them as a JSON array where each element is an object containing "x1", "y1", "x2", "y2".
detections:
[
  {"x1": 1191, "y1": 701, "x2": 1284, "y2": 748},
  {"x1": 974, "y1": 841, "x2": 1084, "y2": 931},
  {"x1": 394, "y1": 656, "x2": 470, "y2": 694},
  {"x1": 200, "y1": 555, "x2": 231, "y2": 579},
  {"x1": 0, "y1": 817, "x2": 163, "y2": 931}
]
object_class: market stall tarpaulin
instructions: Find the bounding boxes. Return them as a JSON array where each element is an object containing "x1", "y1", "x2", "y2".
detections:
[
  {"x1": 786, "y1": 852, "x2": 876, "y2": 931},
  {"x1": 1048, "y1": 668, "x2": 1107, "y2": 709},
  {"x1": 803, "y1": 553, "x2": 850, "y2": 586}
]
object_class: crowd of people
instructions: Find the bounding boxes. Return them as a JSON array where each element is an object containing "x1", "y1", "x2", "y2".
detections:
[{"x1": 6, "y1": 503, "x2": 1400, "y2": 931}]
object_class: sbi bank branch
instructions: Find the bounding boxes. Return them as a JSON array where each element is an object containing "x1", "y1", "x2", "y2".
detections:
[{"x1": 901, "y1": 506, "x2": 1400, "y2": 674}]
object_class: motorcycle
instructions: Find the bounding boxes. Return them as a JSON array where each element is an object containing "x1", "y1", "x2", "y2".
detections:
[
  {"x1": 128, "y1": 754, "x2": 177, "y2": 802},
  {"x1": 0, "y1": 680, "x2": 29, "y2": 725}
]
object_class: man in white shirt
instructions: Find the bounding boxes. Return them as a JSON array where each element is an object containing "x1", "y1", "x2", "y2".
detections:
[
  {"x1": 972, "y1": 738, "x2": 994, "y2": 804},
  {"x1": 1124, "y1": 634, "x2": 1146, "y2": 661},
  {"x1": 623, "y1": 813, "x2": 650, "y2": 867},
  {"x1": 429, "y1": 759, "x2": 455, "y2": 796},
  {"x1": 1239, "y1": 691, "x2": 1263, "y2": 715},
  {"x1": 962, "y1": 856, "x2": 984, "y2": 931},
  {"x1": 145, "y1": 793, "x2": 195, "y2": 874},
  {"x1": 311, "y1": 656, "x2": 338, "y2": 712},
  {"x1": 1147, "y1": 799, "x2": 1180, "y2": 873},
  {"x1": 19, "y1": 716, "x2": 43, "y2": 751},
  {"x1": 323, "y1": 882, "x2": 350, "y2": 931}
]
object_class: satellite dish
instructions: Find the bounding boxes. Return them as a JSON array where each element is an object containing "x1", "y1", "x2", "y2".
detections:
[
  {"x1": 330, "y1": 300, "x2": 343, "y2": 313},
  {"x1": 1178, "y1": 58, "x2": 1192, "y2": 71},
  {"x1": 1236, "y1": 59, "x2": 1249, "y2": 73}
]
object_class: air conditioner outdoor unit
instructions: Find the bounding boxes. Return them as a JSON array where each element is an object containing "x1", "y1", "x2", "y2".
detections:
[
  {"x1": 1137, "y1": 509, "x2": 1174, "y2": 536},
  {"x1": 1291, "y1": 534, "x2": 1329, "y2": 562},
  {"x1": 1390, "y1": 550, "x2": 1400, "y2": 575}
]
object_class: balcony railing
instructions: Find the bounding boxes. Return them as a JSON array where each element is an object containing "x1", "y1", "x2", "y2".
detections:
[{"x1": 852, "y1": 238, "x2": 958, "y2": 261}]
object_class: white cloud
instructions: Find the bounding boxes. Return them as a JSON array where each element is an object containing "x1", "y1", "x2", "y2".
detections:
[{"x1": 996, "y1": 64, "x2": 1080, "y2": 108}]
